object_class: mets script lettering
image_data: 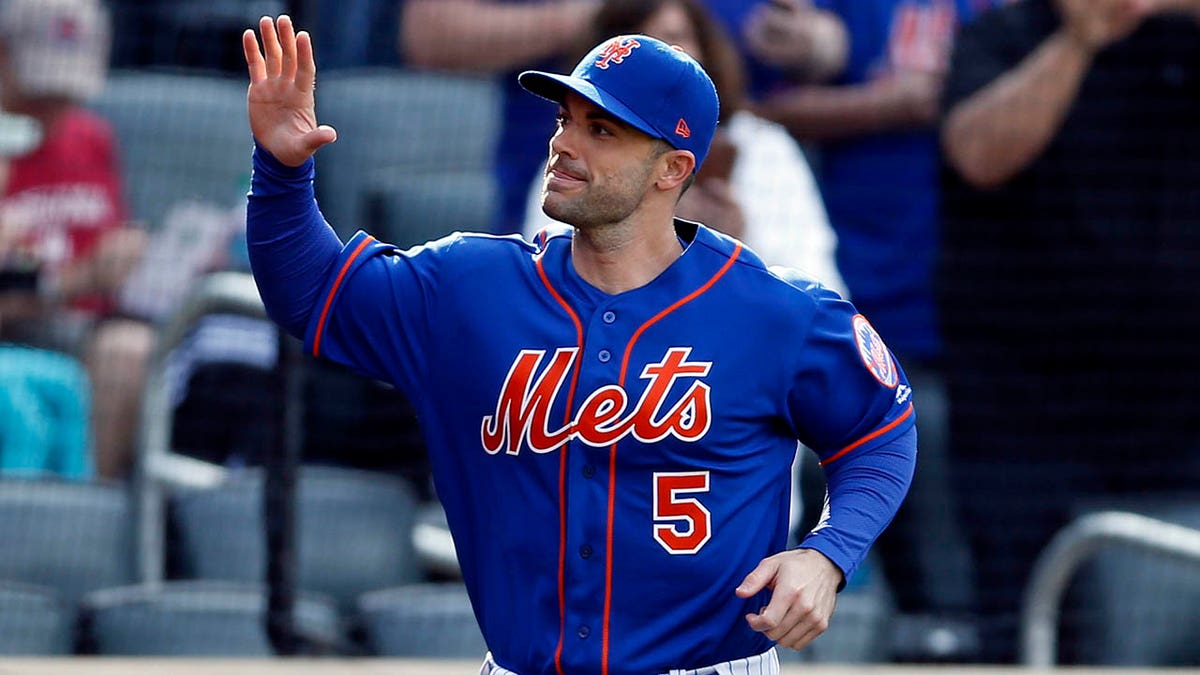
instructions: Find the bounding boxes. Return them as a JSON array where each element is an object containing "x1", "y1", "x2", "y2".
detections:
[{"x1": 481, "y1": 347, "x2": 713, "y2": 455}]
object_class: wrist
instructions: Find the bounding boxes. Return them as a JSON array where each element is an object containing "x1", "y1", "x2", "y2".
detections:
[{"x1": 1054, "y1": 26, "x2": 1101, "y2": 60}]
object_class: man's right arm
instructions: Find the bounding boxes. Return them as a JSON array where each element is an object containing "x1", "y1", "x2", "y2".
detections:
[
  {"x1": 941, "y1": 0, "x2": 1156, "y2": 189},
  {"x1": 401, "y1": 0, "x2": 596, "y2": 72},
  {"x1": 245, "y1": 145, "x2": 343, "y2": 339}
]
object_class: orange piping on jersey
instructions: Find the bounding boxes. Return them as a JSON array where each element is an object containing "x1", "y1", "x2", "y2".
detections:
[
  {"x1": 819, "y1": 402, "x2": 914, "y2": 467},
  {"x1": 312, "y1": 235, "x2": 375, "y2": 357},
  {"x1": 601, "y1": 243, "x2": 742, "y2": 675},
  {"x1": 536, "y1": 254, "x2": 584, "y2": 675}
]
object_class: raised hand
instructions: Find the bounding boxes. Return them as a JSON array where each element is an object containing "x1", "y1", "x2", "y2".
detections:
[{"x1": 243, "y1": 15, "x2": 337, "y2": 167}]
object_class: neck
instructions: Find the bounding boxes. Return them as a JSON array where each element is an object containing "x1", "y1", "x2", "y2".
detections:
[{"x1": 571, "y1": 213, "x2": 683, "y2": 295}]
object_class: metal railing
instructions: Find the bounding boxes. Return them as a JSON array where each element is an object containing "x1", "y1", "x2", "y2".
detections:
[
  {"x1": 1019, "y1": 510, "x2": 1200, "y2": 667},
  {"x1": 135, "y1": 271, "x2": 265, "y2": 583}
]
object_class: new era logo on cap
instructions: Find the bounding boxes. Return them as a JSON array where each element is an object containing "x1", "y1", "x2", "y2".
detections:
[{"x1": 518, "y1": 34, "x2": 720, "y2": 173}]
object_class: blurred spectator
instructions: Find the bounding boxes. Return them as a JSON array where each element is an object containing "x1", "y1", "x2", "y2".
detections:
[
  {"x1": 704, "y1": 0, "x2": 850, "y2": 99},
  {"x1": 940, "y1": 0, "x2": 1200, "y2": 662},
  {"x1": 0, "y1": 344, "x2": 92, "y2": 480},
  {"x1": 314, "y1": 0, "x2": 402, "y2": 69},
  {"x1": 0, "y1": 0, "x2": 152, "y2": 480},
  {"x1": 522, "y1": 0, "x2": 847, "y2": 297},
  {"x1": 749, "y1": 0, "x2": 1002, "y2": 639},
  {"x1": 108, "y1": 0, "x2": 289, "y2": 73},
  {"x1": 400, "y1": 0, "x2": 599, "y2": 234}
]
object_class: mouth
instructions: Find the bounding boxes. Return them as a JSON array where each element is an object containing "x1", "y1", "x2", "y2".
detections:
[{"x1": 546, "y1": 163, "x2": 587, "y2": 188}]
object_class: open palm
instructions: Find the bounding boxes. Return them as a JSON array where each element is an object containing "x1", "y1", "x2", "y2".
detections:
[{"x1": 243, "y1": 15, "x2": 337, "y2": 167}]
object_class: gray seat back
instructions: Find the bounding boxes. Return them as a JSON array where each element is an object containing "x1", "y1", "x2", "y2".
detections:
[
  {"x1": 314, "y1": 68, "x2": 500, "y2": 246},
  {"x1": 0, "y1": 479, "x2": 133, "y2": 604},
  {"x1": 0, "y1": 581, "x2": 73, "y2": 655},
  {"x1": 357, "y1": 582, "x2": 487, "y2": 657},
  {"x1": 172, "y1": 466, "x2": 421, "y2": 608},
  {"x1": 81, "y1": 580, "x2": 339, "y2": 655},
  {"x1": 90, "y1": 71, "x2": 252, "y2": 230}
]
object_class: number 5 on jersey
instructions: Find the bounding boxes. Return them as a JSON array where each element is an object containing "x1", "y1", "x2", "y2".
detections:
[{"x1": 653, "y1": 471, "x2": 712, "y2": 554}]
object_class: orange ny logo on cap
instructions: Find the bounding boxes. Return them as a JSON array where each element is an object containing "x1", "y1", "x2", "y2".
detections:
[{"x1": 594, "y1": 37, "x2": 641, "y2": 70}]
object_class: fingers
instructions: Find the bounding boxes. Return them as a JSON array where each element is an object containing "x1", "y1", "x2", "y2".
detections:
[
  {"x1": 243, "y1": 29, "x2": 265, "y2": 82},
  {"x1": 745, "y1": 580, "x2": 800, "y2": 636},
  {"x1": 296, "y1": 31, "x2": 317, "y2": 93},
  {"x1": 278, "y1": 15, "x2": 298, "y2": 81},
  {"x1": 260, "y1": 15, "x2": 283, "y2": 79},
  {"x1": 735, "y1": 558, "x2": 777, "y2": 599},
  {"x1": 248, "y1": 15, "x2": 310, "y2": 85},
  {"x1": 302, "y1": 125, "x2": 339, "y2": 154},
  {"x1": 774, "y1": 616, "x2": 827, "y2": 651}
]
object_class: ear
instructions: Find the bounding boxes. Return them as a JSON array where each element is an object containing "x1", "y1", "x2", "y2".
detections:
[{"x1": 655, "y1": 150, "x2": 696, "y2": 192}]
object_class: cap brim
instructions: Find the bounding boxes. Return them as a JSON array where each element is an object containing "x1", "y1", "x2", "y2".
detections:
[{"x1": 518, "y1": 71, "x2": 661, "y2": 141}]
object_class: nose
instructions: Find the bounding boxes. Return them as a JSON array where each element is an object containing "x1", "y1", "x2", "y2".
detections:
[{"x1": 549, "y1": 122, "x2": 578, "y2": 160}]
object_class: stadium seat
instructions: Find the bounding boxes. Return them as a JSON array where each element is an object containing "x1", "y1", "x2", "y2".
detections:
[
  {"x1": 357, "y1": 582, "x2": 488, "y2": 657},
  {"x1": 90, "y1": 70, "x2": 252, "y2": 231},
  {"x1": 0, "y1": 581, "x2": 73, "y2": 655},
  {"x1": 80, "y1": 580, "x2": 339, "y2": 656},
  {"x1": 0, "y1": 479, "x2": 134, "y2": 604},
  {"x1": 1065, "y1": 499, "x2": 1200, "y2": 666},
  {"x1": 171, "y1": 466, "x2": 422, "y2": 608},
  {"x1": 314, "y1": 69, "x2": 500, "y2": 245}
]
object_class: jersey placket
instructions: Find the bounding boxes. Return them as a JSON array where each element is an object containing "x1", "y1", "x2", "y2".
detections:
[{"x1": 559, "y1": 300, "x2": 626, "y2": 670}]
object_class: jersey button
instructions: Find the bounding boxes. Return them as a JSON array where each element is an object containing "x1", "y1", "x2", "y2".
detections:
[
  {"x1": 579, "y1": 544, "x2": 592, "y2": 559},
  {"x1": 577, "y1": 625, "x2": 590, "y2": 639},
  {"x1": 598, "y1": 349, "x2": 611, "y2": 363},
  {"x1": 582, "y1": 464, "x2": 595, "y2": 478},
  {"x1": 602, "y1": 310, "x2": 616, "y2": 324}
]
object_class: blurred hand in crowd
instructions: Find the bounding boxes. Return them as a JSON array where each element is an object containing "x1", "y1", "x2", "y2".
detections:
[
  {"x1": 1054, "y1": 0, "x2": 1161, "y2": 52},
  {"x1": 743, "y1": 0, "x2": 848, "y2": 82}
]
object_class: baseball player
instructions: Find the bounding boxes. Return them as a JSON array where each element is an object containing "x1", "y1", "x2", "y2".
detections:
[{"x1": 243, "y1": 15, "x2": 916, "y2": 675}]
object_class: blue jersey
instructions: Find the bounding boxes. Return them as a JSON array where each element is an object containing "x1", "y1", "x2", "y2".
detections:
[
  {"x1": 810, "y1": 0, "x2": 1003, "y2": 361},
  {"x1": 247, "y1": 148, "x2": 916, "y2": 674}
]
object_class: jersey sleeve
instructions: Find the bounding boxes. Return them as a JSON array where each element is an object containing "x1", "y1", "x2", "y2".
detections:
[
  {"x1": 782, "y1": 287, "x2": 917, "y2": 583},
  {"x1": 301, "y1": 231, "x2": 455, "y2": 401},
  {"x1": 784, "y1": 286, "x2": 915, "y2": 459}
]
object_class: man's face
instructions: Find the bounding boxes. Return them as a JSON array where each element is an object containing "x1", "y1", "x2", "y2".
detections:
[{"x1": 540, "y1": 92, "x2": 664, "y2": 229}]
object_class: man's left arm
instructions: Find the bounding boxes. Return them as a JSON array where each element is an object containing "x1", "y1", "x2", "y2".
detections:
[
  {"x1": 737, "y1": 426, "x2": 916, "y2": 649},
  {"x1": 738, "y1": 284, "x2": 917, "y2": 650}
]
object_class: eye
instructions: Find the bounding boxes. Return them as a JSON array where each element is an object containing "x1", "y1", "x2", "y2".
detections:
[{"x1": 591, "y1": 123, "x2": 613, "y2": 137}]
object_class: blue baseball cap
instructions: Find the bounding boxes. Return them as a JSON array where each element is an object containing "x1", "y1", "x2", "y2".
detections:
[{"x1": 518, "y1": 34, "x2": 719, "y2": 173}]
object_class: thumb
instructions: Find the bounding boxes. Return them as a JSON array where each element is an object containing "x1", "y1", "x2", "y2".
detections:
[
  {"x1": 736, "y1": 557, "x2": 779, "y2": 598},
  {"x1": 302, "y1": 124, "x2": 337, "y2": 153}
]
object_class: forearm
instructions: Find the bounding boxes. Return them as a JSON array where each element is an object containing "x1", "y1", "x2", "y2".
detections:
[
  {"x1": 942, "y1": 30, "x2": 1093, "y2": 189},
  {"x1": 402, "y1": 0, "x2": 594, "y2": 71},
  {"x1": 246, "y1": 146, "x2": 343, "y2": 338},
  {"x1": 798, "y1": 425, "x2": 916, "y2": 582},
  {"x1": 755, "y1": 79, "x2": 933, "y2": 142}
]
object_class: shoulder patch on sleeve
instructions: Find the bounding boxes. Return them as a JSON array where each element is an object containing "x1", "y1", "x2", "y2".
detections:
[{"x1": 852, "y1": 314, "x2": 898, "y2": 389}]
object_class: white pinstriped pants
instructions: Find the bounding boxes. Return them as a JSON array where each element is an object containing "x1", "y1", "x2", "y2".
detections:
[{"x1": 480, "y1": 647, "x2": 781, "y2": 675}]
